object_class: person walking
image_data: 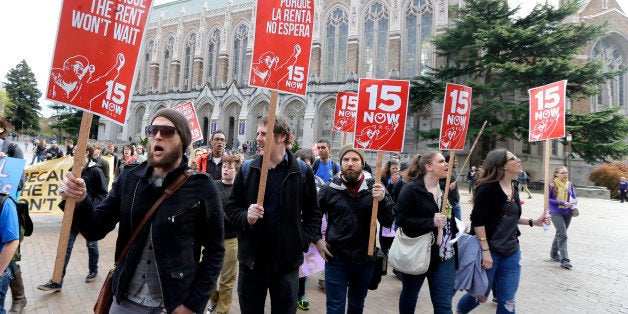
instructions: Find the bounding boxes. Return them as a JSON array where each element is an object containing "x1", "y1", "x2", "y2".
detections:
[
  {"x1": 37, "y1": 144, "x2": 108, "y2": 292},
  {"x1": 31, "y1": 139, "x2": 46, "y2": 165},
  {"x1": 225, "y1": 115, "x2": 319, "y2": 313},
  {"x1": 315, "y1": 145, "x2": 395, "y2": 314},
  {"x1": 549, "y1": 166, "x2": 577, "y2": 269},
  {"x1": 467, "y1": 166, "x2": 477, "y2": 194},
  {"x1": 517, "y1": 169, "x2": 532, "y2": 199},
  {"x1": 456, "y1": 149, "x2": 551, "y2": 314},
  {"x1": 396, "y1": 152, "x2": 459, "y2": 314},
  {"x1": 58, "y1": 108, "x2": 225, "y2": 313},
  {"x1": 619, "y1": 177, "x2": 628, "y2": 203}
]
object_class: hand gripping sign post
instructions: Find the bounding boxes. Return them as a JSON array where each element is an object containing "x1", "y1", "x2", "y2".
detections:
[
  {"x1": 334, "y1": 92, "x2": 358, "y2": 146},
  {"x1": 173, "y1": 101, "x2": 203, "y2": 153},
  {"x1": 249, "y1": 0, "x2": 314, "y2": 205},
  {"x1": 438, "y1": 83, "x2": 473, "y2": 245},
  {"x1": 47, "y1": 0, "x2": 153, "y2": 284},
  {"x1": 529, "y1": 80, "x2": 567, "y2": 228},
  {"x1": 354, "y1": 79, "x2": 410, "y2": 255}
]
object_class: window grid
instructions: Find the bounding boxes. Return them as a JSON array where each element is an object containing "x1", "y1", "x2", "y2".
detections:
[
  {"x1": 363, "y1": 2, "x2": 389, "y2": 78},
  {"x1": 233, "y1": 24, "x2": 249, "y2": 84},
  {"x1": 325, "y1": 8, "x2": 349, "y2": 82}
]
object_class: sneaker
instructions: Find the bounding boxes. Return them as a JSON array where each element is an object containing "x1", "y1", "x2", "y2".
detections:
[
  {"x1": 528, "y1": 196, "x2": 533, "y2": 199},
  {"x1": 37, "y1": 280, "x2": 62, "y2": 292},
  {"x1": 550, "y1": 255, "x2": 560, "y2": 262},
  {"x1": 297, "y1": 299, "x2": 310, "y2": 310},
  {"x1": 85, "y1": 271, "x2": 98, "y2": 283},
  {"x1": 561, "y1": 261, "x2": 573, "y2": 269}
]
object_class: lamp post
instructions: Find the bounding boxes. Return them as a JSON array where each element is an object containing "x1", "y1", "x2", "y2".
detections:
[{"x1": 566, "y1": 133, "x2": 572, "y2": 175}]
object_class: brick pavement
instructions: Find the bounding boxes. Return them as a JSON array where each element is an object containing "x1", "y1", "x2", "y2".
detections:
[{"x1": 10, "y1": 160, "x2": 628, "y2": 313}]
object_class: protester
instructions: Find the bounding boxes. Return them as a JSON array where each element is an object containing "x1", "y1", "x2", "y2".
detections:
[
  {"x1": 396, "y1": 151, "x2": 459, "y2": 314},
  {"x1": 518, "y1": 169, "x2": 533, "y2": 199},
  {"x1": 315, "y1": 144, "x2": 395, "y2": 314},
  {"x1": 467, "y1": 166, "x2": 477, "y2": 194},
  {"x1": 59, "y1": 108, "x2": 225, "y2": 313},
  {"x1": 549, "y1": 166, "x2": 577, "y2": 269},
  {"x1": 37, "y1": 144, "x2": 108, "y2": 292},
  {"x1": 92, "y1": 142, "x2": 111, "y2": 187},
  {"x1": 439, "y1": 155, "x2": 461, "y2": 220},
  {"x1": 197, "y1": 131, "x2": 227, "y2": 179},
  {"x1": 456, "y1": 149, "x2": 551, "y2": 314},
  {"x1": 0, "y1": 191, "x2": 19, "y2": 314},
  {"x1": 43, "y1": 140, "x2": 64, "y2": 160},
  {"x1": 207, "y1": 155, "x2": 242, "y2": 314},
  {"x1": 135, "y1": 146, "x2": 147, "y2": 163},
  {"x1": 391, "y1": 158, "x2": 417, "y2": 202},
  {"x1": 65, "y1": 139, "x2": 75, "y2": 156},
  {"x1": 313, "y1": 139, "x2": 340, "y2": 182},
  {"x1": 382, "y1": 160, "x2": 401, "y2": 190},
  {"x1": 31, "y1": 139, "x2": 46, "y2": 165},
  {"x1": 116, "y1": 144, "x2": 137, "y2": 177},
  {"x1": 619, "y1": 177, "x2": 628, "y2": 203},
  {"x1": 225, "y1": 115, "x2": 319, "y2": 313}
]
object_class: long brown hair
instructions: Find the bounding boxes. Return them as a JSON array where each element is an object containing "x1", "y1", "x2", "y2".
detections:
[
  {"x1": 404, "y1": 154, "x2": 422, "y2": 182},
  {"x1": 406, "y1": 151, "x2": 440, "y2": 181},
  {"x1": 474, "y1": 149, "x2": 509, "y2": 195}
]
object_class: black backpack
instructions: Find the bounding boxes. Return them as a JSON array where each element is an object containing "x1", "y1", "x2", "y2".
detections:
[{"x1": 0, "y1": 192, "x2": 33, "y2": 237}]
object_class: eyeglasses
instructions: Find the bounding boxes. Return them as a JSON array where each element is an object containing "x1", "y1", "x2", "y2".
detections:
[
  {"x1": 507, "y1": 156, "x2": 520, "y2": 162},
  {"x1": 212, "y1": 138, "x2": 226, "y2": 142},
  {"x1": 145, "y1": 125, "x2": 179, "y2": 138}
]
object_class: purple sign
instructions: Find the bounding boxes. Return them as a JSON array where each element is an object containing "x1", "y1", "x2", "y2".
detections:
[{"x1": 239, "y1": 120, "x2": 246, "y2": 135}]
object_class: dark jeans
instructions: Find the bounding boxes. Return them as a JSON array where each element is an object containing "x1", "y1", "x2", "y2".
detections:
[
  {"x1": 621, "y1": 190, "x2": 627, "y2": 202},
  {"x1": 0, "y1": 268, "x2": 10, "y2": 314},
  {"x1": 238, "y1": 264, "x2": 298, "y2": 314},
  {"x1": 298, "y1": 276, "x2": 307, "y2": 299},
  {"x1": 63, "y1": 226, "x2": 99, "y2": 280},
  {"x1": 398, "y1": 257, "x2": 455, "y2": 314},
  {"x1": 325, "y1": 257, "x2": 374, "y2": 314}
]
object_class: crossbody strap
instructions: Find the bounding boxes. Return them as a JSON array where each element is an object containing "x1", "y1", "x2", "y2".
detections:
[{"x1": 114, "y1": 170, "x2": 191, "y2": 265}]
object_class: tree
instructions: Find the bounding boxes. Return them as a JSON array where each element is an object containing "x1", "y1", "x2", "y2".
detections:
[
  {"x1": 3, "y1": 60, "x2": 42, "y2": 132},
  {"x1": 566, "y1": 107, "x2": 628, "y2": 163},
  {"x1": 48, "y1": 102, "x2": 100, "y2": 140},
  {"x1": 0, "y1": 89, "x2": 15, "y2": 116},
  {"x1": 411, "y1": 0, "x2": 625, "y2": 162}
]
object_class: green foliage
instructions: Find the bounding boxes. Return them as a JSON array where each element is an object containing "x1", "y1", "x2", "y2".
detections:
[
  {"x1": 291, "y1": 138, "x2": 300, "y2": 153},
  {"x1": 588, "y1": 162, "x2": 628, "y2": 198},
  {"x1": 3, "y1": 60, "x2": 42, "y2": 132},
  {"x1": 48, "y1": 103, "x2": 100, "y2": 139},
  {"x1": 565, "y1": 107, "x2": 628, "y2": 163},
  {"x1": 139, "y1": 137, "x2": 148, "y2": 147},
  {"x1": 409, "y1": 0, "x2": 624, "y2": 162}
]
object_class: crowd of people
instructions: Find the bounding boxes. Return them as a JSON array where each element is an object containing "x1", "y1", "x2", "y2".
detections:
[{"x1": 0, "y1": 111, "x2": 590, "y2": 314}]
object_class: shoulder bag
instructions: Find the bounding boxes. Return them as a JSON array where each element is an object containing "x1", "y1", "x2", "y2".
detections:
[
  {"x1": 94, "y1": 171, "x2": 190, "y2": 314},
  {"x1": 388, "y1": 227, "x2": 434, "y2": 275}
]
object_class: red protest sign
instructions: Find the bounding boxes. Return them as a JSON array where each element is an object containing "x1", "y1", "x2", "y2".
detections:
[
  {"x1": 354, "y1": 79, "x2": 409, "y2": 152},
  {"x1": 528, "y1": 80, "x2": 567, "y2": 142},
  {"x1": 439, "y1": 83, "x2": 473, "y2": 151},
  {"x1": 173, "y1": 101, "x2": 203, "y2": 143},
  {"x1": 47, "y1": 0, "x2": 153, "y2": 125},
  {"x1": 333, "y1": 92, "x2": 358, "y2": 133},
  {"x1": 249, "y1": 0, "x2": 314, "y2": 95}
]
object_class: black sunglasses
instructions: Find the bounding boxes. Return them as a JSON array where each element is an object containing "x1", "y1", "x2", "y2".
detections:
[{"x1": 145, "y1": 125, "x2": 179, "y2": 138}]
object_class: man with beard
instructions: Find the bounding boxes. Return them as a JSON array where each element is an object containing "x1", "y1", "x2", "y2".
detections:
[
  {"x1": 314, "y1": 145, "x2": 395, "y2": 314},
  {"x1": 59, "y1": 108, "x2": 225, "y2": 313},
  {"x1": 225, "y1": 115, "x2": 320, "y2": 313},
  {"x1": 197, "y1": 130, "x2": 227, "y2": 179}
]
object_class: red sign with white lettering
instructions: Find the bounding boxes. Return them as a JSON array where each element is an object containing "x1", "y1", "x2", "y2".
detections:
[
  {"x1": 354, "y1": 79, "x2": 409, "y2": 152},
  {"x1": 173, "y1": 101, "x2": 203, "y2": 143},
  {"x1": 249, "y1": 0, "x2": 314, "y2": 95},
  {"x1": 439, "y1": 83, "x2": 473, "y2": 151},
  {"x1": 333, "y1": 92, "x2": 358, "y2": 133},
  {"x1": 528, "y1": 80, "x2": 567, "y2": 142},
  {"x1": 47, "y1": 0, "x2": 153, "y2": 125}
]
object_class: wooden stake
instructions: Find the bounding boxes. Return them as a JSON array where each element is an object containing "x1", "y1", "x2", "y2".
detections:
[
  {"x1": 367, "y1": 151, "x2": 384, "y2": 256},
  {"x1": 52, "y1": 112, "x2": 93, "y2": 283},
  {"x1": 436, "y1": 150, "x2": 455, "y2": 246},
  {"x1": 342, "y1": 132, "x2": 347, "y2": 146},
  {"x1": 456, "y1": 120, "x2": 487, "y2": 182},
  {"x1": 256, "y1": 91, "x2": 278, "y2": 206},
  {"x1": 543, "y1": 140, "x2": 551, "y2": 215}
]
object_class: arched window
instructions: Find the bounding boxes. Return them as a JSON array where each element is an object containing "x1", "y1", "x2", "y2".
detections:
[
  {"x1": 143, "y1": 40, "x2": 153, "y2": 91},
  {"x1": 363, "y1": 2, "x2": 389, "y2": 78},
  {"x1": 207, "y1": 28, "x2": 221, "y2": 87},
  {"x1": 183, "y1": 32, "x2": 197, "y2": 91},
  {"x1": 593, "y1": 39, "x2": 626, "y2": 108},
  {"x1": 161, "y1": 36, "x2": 175, "y2": 92},
  {"x1": 404, "y1": 0, "x2": 433, "y2": 78},
  {"x1": 324, "y1": 7, "x2": 349, "y2": 82},
  {"x1": 233, "y1": 24, "x2": 249, "y2": 84},
  {"x1": 285, "y1": 101, "x2": 305, "y2": 139}
]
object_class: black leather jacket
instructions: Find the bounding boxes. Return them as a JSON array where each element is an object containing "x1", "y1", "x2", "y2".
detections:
[{"x1": 73, "y1": 157, "x2": 225, "y2": 313}]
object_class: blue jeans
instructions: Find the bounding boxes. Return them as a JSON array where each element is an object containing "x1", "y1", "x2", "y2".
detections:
[
  {"x1": 325, "y1": 257, "x2": 374, "y2": 314},
  {"x1": 453, "y1": 203, "x2": 462, "y2": 221},
  {"x1": 550, "y1": 213, "x2": 571, "y2": 262},
  {"x1": 398, "y1": 257, "x2": 455, "y2": 314},
  {"x1": 63, "y1": 226, "x2": 99, "y2": 280},
  {"x1": 0, "y1": 268, "x2": 11, "y2": 314},
  {"x1": 457, "y1": 250, "x2": 521, "y2": 314}
]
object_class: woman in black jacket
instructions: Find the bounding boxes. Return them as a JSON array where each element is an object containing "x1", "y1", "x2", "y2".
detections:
[{"x1": 396, "y1": 151, "x2": 459, "y2": 314}]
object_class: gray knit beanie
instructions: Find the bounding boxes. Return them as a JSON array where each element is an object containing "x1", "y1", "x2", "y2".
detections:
[
  {"x1": 338, "y1": 144, "x2": 366, "y2": 165},
  {"x1": 150, "y1": 108, "x2": 191, "y2": 154}
]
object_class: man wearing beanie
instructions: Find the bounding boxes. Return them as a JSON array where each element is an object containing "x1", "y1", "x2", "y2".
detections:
[
  {"x1": 225, "y1": 115, "x2": 320, "y2": 313},
  {"x1": 59, "y1": 108, "x2": 225, "y2": 313},
  {"x1": 314, "y1": 144, "x2": 395, "y2": 313}
]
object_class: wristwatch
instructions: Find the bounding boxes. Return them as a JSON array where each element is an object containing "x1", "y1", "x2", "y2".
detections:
[{"x1": 528, "y1": 218, "x2": 534, "y2": 227}]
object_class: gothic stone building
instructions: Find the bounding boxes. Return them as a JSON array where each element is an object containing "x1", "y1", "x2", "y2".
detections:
[{"x1": 98, "y1": 0, "x2": 627, "y2": 185}]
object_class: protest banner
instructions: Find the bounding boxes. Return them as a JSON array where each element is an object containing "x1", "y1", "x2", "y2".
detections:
[
  {"x1": 439, "y1": 83, "x2": 473, "y2": 151},
  {"x1": 299, "y1": 244, "x2": 325, "y2": 278},
  {"x1": 173, "y1": 101, "x2": 203, "y2": 143},
  {"x1": 248, "y1": 0, "x2": 314, "y2": 96},
  {"x1": 47, "y1": 0, "x2": 154, "y2": 125},
  {"x1": 0, "y1": 157, "x2": 26, "y2": 198},
  {"x1": 354, "y1": 78, "x2": 409, "y2": 255},
  {"x1": 21, "y1": 157, "x2": 73, "y2": 213},
  {"x1": 334, "y1": 92, "x2": 358, "y2": 145}
]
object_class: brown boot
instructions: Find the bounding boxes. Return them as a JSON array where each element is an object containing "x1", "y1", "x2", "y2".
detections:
[{"x1": 9, "y1": 269, "x2": 27, "y2": 314}]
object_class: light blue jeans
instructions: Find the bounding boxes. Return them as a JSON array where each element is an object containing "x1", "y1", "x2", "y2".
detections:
[{"x1": 457, "y1": 250, "x2": 521, "y2": 314}]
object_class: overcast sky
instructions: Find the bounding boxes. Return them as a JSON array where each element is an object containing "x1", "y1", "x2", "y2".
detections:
[{"x1": 1, "y1": 0, "x2": 625, "y2": 117}]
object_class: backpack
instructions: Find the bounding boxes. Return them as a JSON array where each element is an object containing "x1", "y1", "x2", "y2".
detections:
[
  {"x1": 312, "y1": 159, "x2": 339, "y2": 178},
  {"x1": 0, "y1": 192, "x2": 33, "y2": 237}
]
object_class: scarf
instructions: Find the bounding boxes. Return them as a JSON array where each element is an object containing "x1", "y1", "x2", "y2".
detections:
[{"x1": 553, "y1": 178, "x2": 569, "y2": 208}]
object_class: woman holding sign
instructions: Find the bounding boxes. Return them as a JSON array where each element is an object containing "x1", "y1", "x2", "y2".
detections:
[
  {"x1": 456, "y1": 149, "x2": 551, "y2": 314},
  {"x1": 395, "y1": 151, "x2": 458, "y2": 314}
]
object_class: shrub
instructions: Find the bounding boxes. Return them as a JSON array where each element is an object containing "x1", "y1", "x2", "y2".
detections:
[{"x1": 588, "y1": 162, "x2": 628, "y2": 199}]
